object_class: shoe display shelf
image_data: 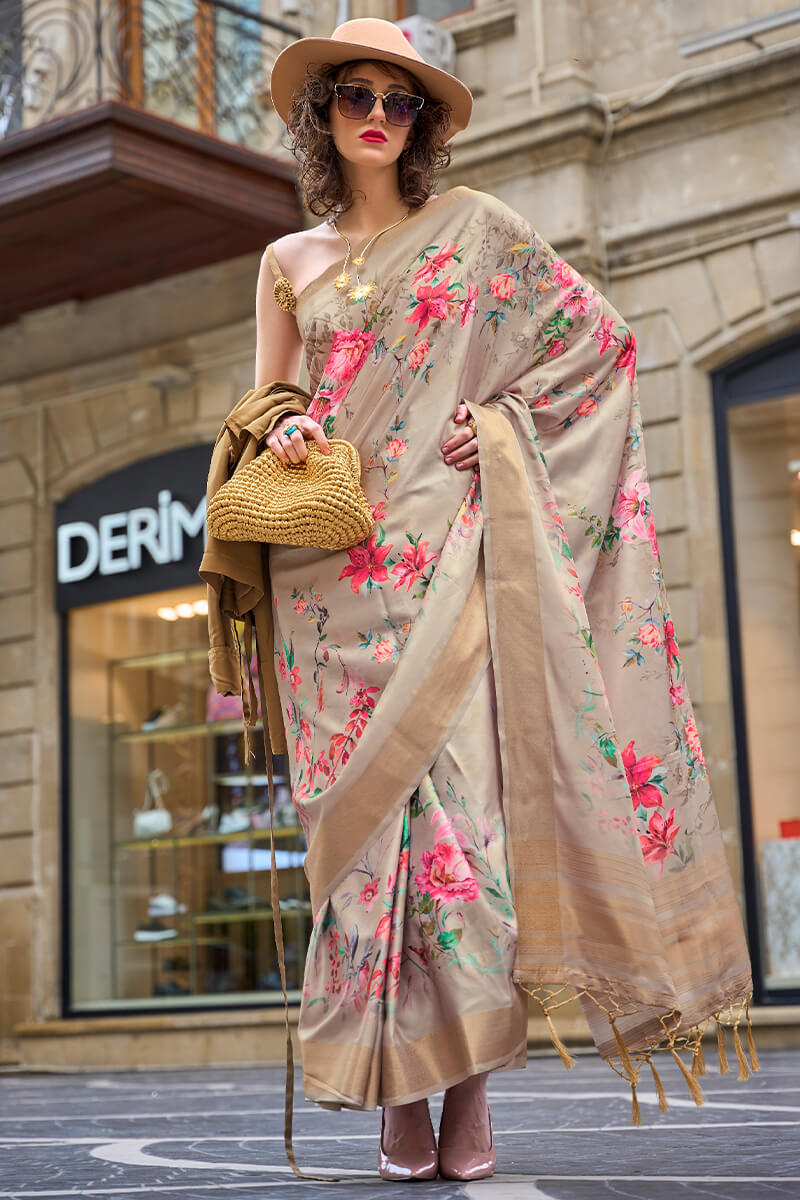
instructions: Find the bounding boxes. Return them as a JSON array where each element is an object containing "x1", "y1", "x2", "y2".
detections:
[{"x1": 107, "y1": 644, "x2": 311, "y2": 1007}]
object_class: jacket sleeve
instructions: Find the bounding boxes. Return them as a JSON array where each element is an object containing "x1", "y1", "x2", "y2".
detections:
[
  {"x1": 202, "y1": 429, "x2": 242, "y2": 696},
  {"x1": 200, "y1": 380, "x2": 313, "y2": 698}
]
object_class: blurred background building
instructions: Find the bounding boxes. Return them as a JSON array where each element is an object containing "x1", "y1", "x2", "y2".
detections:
[{"x1": 0, "y1": 0, "x2": 798, "y2": 1068}]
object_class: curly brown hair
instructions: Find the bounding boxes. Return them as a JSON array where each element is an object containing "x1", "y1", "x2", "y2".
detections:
[{"x1": 286, "y1": 59, "x2": 452, "y2": 218}]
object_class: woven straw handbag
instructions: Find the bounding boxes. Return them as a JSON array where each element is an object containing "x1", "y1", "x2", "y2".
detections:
[{"x1": 206, "y1": 438, "x2": 374, "y2": 551}]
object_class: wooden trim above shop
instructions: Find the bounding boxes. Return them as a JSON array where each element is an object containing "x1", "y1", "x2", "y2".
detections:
[{"x1": 0, "y1": 102, "x2": 301, "y2": 326}]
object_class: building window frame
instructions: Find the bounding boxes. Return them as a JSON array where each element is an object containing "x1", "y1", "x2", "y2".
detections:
[
  {"x1": 395, "y1": 1, "x2": 475, "y2": 20},
  {"x1": 57, "y1": 445, "x2": 304, "y2": 1019},
  {"x1": 712, "y1": 331, "x2": 800, "y2": 1007}
]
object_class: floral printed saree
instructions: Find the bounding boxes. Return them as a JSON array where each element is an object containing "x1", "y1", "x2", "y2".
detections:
[{"x1": 206, "y1": 184, "x2": 756, "y2": 1150}]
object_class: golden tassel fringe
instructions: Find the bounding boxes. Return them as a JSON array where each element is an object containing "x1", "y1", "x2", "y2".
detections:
[
  {"x1": 610, "y1": 1015, "x2": 641, "y2": 1125},
  {"x1": 716, "y1": 1019, "x2": 730, "y2": 1075},
  {"x1": 648, "y1": 1056, "x2": 669, "y2": 1113},
  {"x1": 545, "y1": 1011, "x2": 576, "y2": 1069},
  {"x1": 522, "y1": 986, "x2": 757, "y2": 1129},
  {"x1": 670, "y1": 1047, "x2": 705, "y2": 1107},
  {"x1": 732, "y1": 1024, "x2": 750, "y2": 1082},
  {"x1": 691, "y1": 1036, "x2": 706, "y2": 1077},
  {"x1": 610, "y1": 1015, "x2": 636, "y2": 1079},
  {"x1": 746, "y1": 1020, "x2": 761, "y2": 1073},
  {"x1": 745, "y1": 999, "x2": 761, "y2": 1073}
]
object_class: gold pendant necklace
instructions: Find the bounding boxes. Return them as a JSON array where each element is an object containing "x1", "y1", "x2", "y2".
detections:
[{"x1": 330, "y1": 208, "x2": 410, "y2": 301}]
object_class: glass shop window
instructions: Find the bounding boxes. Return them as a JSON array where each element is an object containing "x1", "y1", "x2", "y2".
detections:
[
  {"x1": 725, "y1": 388, "x2": 800, "y2": 992},
  {"x1": 68, "y1": 584, "x2": 308, "y2": 1012}
]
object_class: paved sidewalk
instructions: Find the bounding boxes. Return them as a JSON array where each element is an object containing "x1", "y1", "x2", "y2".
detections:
[{"x1": 1, "y1": 1047, "x2": 799, "y2": 1198}]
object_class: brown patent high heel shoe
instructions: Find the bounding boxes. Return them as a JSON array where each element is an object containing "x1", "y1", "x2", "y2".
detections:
[
  {"x1": 378, "y1": 1106, "x2": 438, "y2": 1181},
  {"x1": 438, "y1": 1100, "x2": 496, "y2": 1181}
]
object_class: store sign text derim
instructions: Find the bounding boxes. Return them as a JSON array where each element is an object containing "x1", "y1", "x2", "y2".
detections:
[{"x1": 57, "y1": 490, "x2": 206, "y2": 583}]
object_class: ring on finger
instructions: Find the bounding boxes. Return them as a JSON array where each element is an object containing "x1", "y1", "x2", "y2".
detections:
[
  {"x1": 467, "y1": 418, "x2": 477, "y2": 435},
  {"x1": 282, "y1": 423, "x2": 299, "y2": 437}
]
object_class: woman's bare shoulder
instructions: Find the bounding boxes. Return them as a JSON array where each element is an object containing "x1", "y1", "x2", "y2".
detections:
[{"x1": 271, "y1": 223, "x2": 335, "y2": 276}]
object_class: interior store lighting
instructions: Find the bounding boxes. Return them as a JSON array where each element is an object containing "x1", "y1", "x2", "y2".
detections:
[
  {"x1": 156, "y1": 598, "x2": 209, "y2": 621},
  {"x1": 791, "y1": 530, "x2": 800, "y2": 547}
]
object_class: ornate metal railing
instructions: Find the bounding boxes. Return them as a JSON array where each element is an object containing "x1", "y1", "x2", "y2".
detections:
[{"x1": 0, "y1": 0, "x2": 301, "y2": 148}]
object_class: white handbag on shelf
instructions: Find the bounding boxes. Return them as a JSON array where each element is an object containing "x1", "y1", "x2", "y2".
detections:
[{"x1": 133, "y1": 769, "x2": 173, "y2": 839}]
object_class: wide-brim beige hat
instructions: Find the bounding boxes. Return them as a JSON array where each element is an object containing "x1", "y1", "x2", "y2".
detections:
[{"x1": 270, "y1": 17, "x2": 473, "y2": 141}]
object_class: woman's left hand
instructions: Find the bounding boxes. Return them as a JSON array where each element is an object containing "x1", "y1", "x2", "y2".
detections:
[{"x1": 442, "y1": 401, "x2": 479, "y2": 471}]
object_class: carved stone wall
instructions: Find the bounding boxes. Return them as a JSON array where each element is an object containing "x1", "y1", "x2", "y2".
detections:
[{"x1": 1, "y1": 0, "x2": 799, "y2": 1061}]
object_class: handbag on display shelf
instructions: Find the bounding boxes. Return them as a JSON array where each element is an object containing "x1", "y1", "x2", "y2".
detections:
[
  {"x1": 133, "y1": 768, "x2": 173, "y2": 839},
  {"x1": 205, "y1": 655, "x2": 260, "y2": 723}
]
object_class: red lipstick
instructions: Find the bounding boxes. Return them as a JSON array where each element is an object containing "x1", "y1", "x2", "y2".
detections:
[{"x1": 360, "y1": 130, "x2": 387, "y2": 143}]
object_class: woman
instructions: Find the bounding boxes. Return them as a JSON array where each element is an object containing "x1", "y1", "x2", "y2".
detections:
[{"x1": 203, "y1": 16, "x2": 756, "y2": 1185}]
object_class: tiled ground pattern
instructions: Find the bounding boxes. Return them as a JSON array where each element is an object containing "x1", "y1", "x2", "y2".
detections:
[{"x1": 1, "y1": 1048, "x2": 799, "y2": 1198}]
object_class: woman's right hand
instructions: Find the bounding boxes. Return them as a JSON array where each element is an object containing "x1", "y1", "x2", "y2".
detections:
[{"x1": 266, "y1": 413, "x2": 330, "y2": 464}]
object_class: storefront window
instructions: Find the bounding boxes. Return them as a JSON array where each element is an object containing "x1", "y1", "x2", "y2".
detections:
[
  {"x1": 60, "y1": 447, "x2": 307, "y2": 1012},
  {"x1": 719, "y1": 345, "x2": 800, "y2": 996}
]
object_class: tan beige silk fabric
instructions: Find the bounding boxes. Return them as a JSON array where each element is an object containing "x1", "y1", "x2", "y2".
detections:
[{"x1": 210, "y1": 186, "x2": 756, "y2": 1126}]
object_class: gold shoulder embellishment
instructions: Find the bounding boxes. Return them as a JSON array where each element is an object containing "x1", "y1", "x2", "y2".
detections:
[{"x1": 273, "y1": 274, "x2": 297, "y2": 313}]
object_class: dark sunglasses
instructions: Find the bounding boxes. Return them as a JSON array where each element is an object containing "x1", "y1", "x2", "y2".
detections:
[{"x1": 333, "y1": 82, "x2": 425, "y2": 127}]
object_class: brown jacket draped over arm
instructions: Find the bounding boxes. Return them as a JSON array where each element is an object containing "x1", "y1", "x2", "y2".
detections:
[{"x1": 199, "y1": 379, "x2": 311, "y2": 754}]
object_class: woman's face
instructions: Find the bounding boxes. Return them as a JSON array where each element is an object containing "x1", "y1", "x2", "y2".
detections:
[{"x1": 328, "y1": 59, "x2": 420, "y2": 170}]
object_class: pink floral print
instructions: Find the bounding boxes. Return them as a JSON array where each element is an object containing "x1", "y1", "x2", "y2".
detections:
[
  {"x1": 359, "y1": 878, "x2": 381, "y2": 910},
  {"x1": 309, "y1": 329, "x2": 376, "y2": 431},
  {"x1": 684, "y1": 712, "x2": 706, "y2": 767},
  {"x1": 406, "y1": 338, "x2": 430, "y2": 369},
  {"x1": 488, "y1": 272, "x2": 517, "y2": 301},
  {"x1": 640, "y1": 808, "x2": 681, "y2": 872},
  {"x1": 278, "y1": 639, "x2": 302, "y2": 694},
  {"x1": 622, "y1": 740, "x2": 666, "y2": 810},
  {"x1": 613, "y1": 468, "x2": 651, "y2": 543},
  {"x1": 615, "y1": 328, "x2": 637, "y2": 384},
  {"x1": 593, "y1": 314, "x2": 616, "y2": 354},
  {"x1": 412, "y1": 242, "x2": 461, "y2": 285},
  {"x1": 458, "y1": 284, "x2": 479, "y2": 327},
  {"x1": 338, "y1": 533, "x2": 393, "y2": 594},
  {"x1": 327, "y1": 329, "x2": 375, "y2": 381},
  {"x1": 551, "y1": 258, "x2": 578, "y2": 290},
  {"x1": 414, "y1": 839, "x2": 479, "y2": 903},
  {"x1": 385, "y1": 438, "x2": 408, "y2": 460},
  {"x1": 391, "y1": 537, "x2": 437, "y2": 593},
  {"x1": 664, "y1": 620, "x2": 680, "y2": 669},
  {"x1": 406, "y1": 277, "x2": 459, "y2": 334},
  {"x1": 328, "y1": 685, "x2": 380, "y2": 775},
  {"x1": 638, "y1": 622, "x2": 663, "y2": 649},
  {"x1": 372, "y1": 638, "x2": 395, "y2": 663}
]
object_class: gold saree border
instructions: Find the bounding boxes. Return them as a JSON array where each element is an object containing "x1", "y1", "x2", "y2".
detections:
[
  {"x1": 304, "y1": 554, "x2": 490, "y2": 913},
  {"x1": 471, "y1": 403, "x2": 556, "y2": 949},
  {"x1": 302, "y1": 996, "x2": 528, "y2": 1111},
  {"x1": 471, "y1": 401, "x2": 759, "y2": 1125}
]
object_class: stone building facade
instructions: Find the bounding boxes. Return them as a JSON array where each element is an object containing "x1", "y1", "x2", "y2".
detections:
[{"x1": 1, "y1": 0, "x2": 798, "y2": 1066}]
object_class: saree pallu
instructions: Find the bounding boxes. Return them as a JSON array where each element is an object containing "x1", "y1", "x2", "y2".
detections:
[{"x1": 243, "y1": 185, "x2": 756, "y2": 1127}]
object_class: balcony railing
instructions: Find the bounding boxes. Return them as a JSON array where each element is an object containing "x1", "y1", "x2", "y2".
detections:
[{"x1": 0, "y1": 0, "x2": 301, "y2": 149}]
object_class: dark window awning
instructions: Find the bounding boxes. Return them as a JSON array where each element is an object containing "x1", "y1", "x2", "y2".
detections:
[{"x1": 0, "y1": 100, "x2": 301, "y2": 326}]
